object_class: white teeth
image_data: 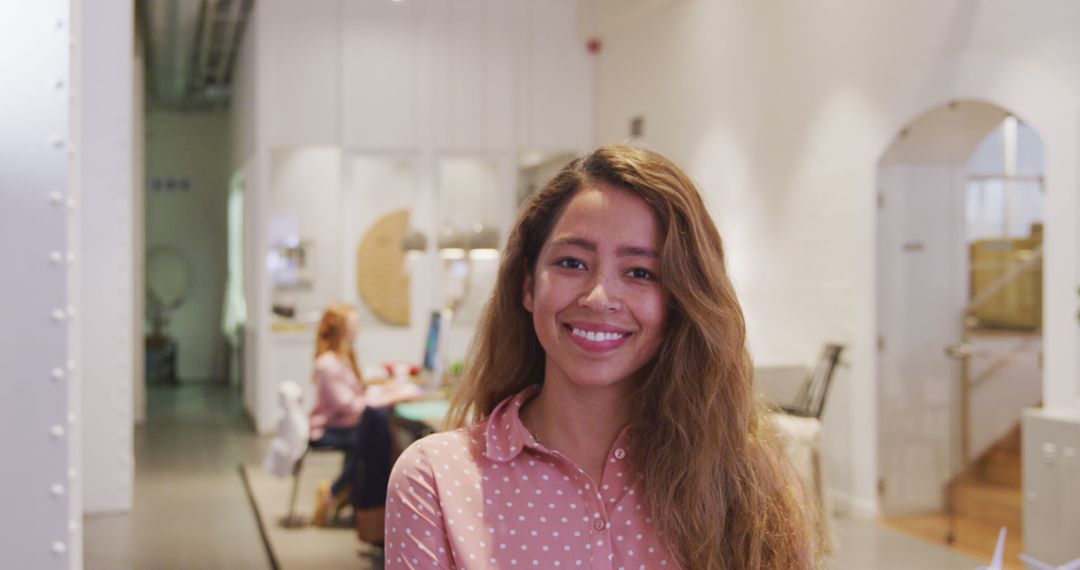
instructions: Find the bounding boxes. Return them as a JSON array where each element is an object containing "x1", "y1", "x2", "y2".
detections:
[{"x1": 571, "y1": 328, "x2": 626, "y2": 342}]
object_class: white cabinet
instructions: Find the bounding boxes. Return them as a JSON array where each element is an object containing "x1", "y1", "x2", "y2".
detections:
[
  {"x1": 342, "y1": 0, "x2": 419, "y2": 151},
  {"x1": 1022, "y1": 408, "x2": 1080, "y2": 565},
  {"x1": 256, "y1": 0, "x2": 590, "y2": 153},
  {"x1": 515, "y1": 0, "x2": 593, "y2": 151},
  {"x1": 261, "y1": 0, "x2": 342, "y2": 146},
  {"x1": 420, "y1": 0, "x2": 519, "y2": 152}
]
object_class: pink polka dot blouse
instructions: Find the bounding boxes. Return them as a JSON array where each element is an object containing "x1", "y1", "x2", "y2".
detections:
[{"x1": 385, "y1": 387, "x2": 678, "y2": 569}]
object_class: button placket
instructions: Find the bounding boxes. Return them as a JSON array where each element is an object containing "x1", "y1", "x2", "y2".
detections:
[{"x1": 586, "y1": 506, "x2": 613, "y2": 570}]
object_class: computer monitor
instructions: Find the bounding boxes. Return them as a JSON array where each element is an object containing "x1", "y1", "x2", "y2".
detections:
[{"x1": 420, "y1": 309, "x2": 452, "y2": 387}]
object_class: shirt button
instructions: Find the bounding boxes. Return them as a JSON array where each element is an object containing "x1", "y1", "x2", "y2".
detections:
[
  {"x1": 593, "y1": 519, "x2": 606, "y2": 531},
  {"x1": 614, "y1": 448, "x2": 626, "y2": 459}
]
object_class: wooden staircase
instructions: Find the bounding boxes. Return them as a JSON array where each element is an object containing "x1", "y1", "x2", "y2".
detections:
[{"x1": 883, "y1": 425, "x2": 1024, "y2": 568}]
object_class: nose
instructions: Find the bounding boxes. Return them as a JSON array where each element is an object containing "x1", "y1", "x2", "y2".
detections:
[{"x1": 579, "y1": 275, "x2": 620, "y2": 312}]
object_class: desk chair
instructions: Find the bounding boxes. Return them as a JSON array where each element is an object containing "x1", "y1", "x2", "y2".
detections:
[
  {"x1": 771, "y1": 343, "x2": 844, "y2": 553},
  {"x1": 781, "y1": 343, "x2": 844, "y2": 419},
  {"x1": 282, "y1": 440, "x2": 348, "y2": 528}
]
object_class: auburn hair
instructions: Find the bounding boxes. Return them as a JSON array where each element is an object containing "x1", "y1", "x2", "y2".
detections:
[
  {"x1": 314, "y1": 304, "x2": 362, "y2": 382},
  {"x1": 448, "y1": 145, "x2": 819, "y2": 568}
]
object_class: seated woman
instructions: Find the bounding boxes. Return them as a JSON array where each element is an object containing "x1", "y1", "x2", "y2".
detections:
[
  {"x1": 308, "y1": 304, "x2": 400, "y2": 534},
  {"x1": 385, "y1": 145, "x2": 820, "y2": 568}
]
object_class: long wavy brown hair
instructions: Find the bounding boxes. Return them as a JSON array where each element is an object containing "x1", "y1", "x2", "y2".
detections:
[
  {"x1": 314, "y1": 304, "x2": 362, "y2": 383},
  {"x1": 449, "y1": 145, "x2": 819, "y2": 568}
]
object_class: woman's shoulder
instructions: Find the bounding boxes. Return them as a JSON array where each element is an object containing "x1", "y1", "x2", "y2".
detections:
[
  {"x1": 401, "y1": 425, "x2": 482, "y2": 457},
  {"x1": 392, "y1": 425, "x2": 485, "y2": 476},
  {"x1": 314, "y1": 351, "x2": 344, "y2": 372}
]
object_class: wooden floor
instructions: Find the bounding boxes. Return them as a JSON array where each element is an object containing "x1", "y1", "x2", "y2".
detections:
[
  {"x1": 882, "y1": 512, "x2": 1023, "y2": 569},
  {"x1": 884, "y1": 422, "x2": 1025, "y2": 568}
]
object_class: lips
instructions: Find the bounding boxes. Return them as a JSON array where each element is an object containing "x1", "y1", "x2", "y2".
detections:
[{"x1": 563, "y1": 322, "x2": 632, "y2": 352}]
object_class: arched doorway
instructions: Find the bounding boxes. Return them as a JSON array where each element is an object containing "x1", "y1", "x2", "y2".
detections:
[{"x1": 876, "y1": 100, "x2": 1044, "y2": 563}]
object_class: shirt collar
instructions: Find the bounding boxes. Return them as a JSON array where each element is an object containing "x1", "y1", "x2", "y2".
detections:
[{"x1": 483, "y1": 385, "x2": 541, "y2": 462}]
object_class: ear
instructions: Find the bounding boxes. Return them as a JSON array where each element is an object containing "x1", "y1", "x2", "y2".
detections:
[{"x1": 522, "y1": 268, "x2": 535, "y2": 313}]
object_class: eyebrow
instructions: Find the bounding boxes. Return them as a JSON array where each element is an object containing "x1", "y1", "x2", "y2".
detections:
[{"x1": 550, "y1": 236, "x2": 659, "y2": 258}]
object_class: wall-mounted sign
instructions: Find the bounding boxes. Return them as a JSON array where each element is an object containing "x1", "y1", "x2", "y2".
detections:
[{"x1": 148, "y1": 177, "x2": 192, "y2": 193}]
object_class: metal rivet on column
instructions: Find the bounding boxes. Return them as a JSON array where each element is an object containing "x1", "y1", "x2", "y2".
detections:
[
  {"x1": 67, "y1": 413, "x2": 76, "y2": 425},
  {"x1": 51, "y1": 367, "x2": 65, "y2": 381},
  {"x1": 49, "y1": 192, "x2": 63, "y2": 206},
  {"x1": 66, "y1": 305, "x2": 75, "y2": 318},
  {"x1": 51, "y1": 542, "x2": 66, "y2": 555},
  {"x1": 68, "y1": 468, "x2": 78, "y2": 481},
  {"x1": 66, "y1": 252, "x2": 75, "y2": 264},
  {"x1": 66, "y1": 197, "x2": 75, "y2": 210},
  {"x1": 69, "y1": 520, "x2": 78, "y2": 533},
  {"x1": 50, "y1": 425, "x2": 65, "y2": 439},
  {"x1": 50, "y1": 484, "x2": 65, "y2": 498},
  {"x1": 67, "y1": 360, "x2": 75, "y2": 372},
  {"x1": 49, "y1": 251, "x2": 63, "y2": 264},
  {"x1": 51, "y1": 309, "x2": 66, "y2": 322}
]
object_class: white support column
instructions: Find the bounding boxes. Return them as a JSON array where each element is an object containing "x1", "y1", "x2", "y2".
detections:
[
  {"x1": 79, "y1": 0, "x2": 136, "y2": 513},
  {"x1": 1042, "y1": 113, "x2": 1080, "y2": 410},
  {"x1": 0, "y1": 1, "x2": 81, "y2": 568}
]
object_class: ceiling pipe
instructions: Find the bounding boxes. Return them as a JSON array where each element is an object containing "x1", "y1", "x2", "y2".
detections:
[{"x1": 140, "y1": 0, "x2": 251, "y2": 110}]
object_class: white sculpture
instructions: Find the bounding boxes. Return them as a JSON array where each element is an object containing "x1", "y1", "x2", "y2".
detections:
[
  {"x1": 261, "y1": 381, "x2": 310, "y2": 478},
  {"x1": 977, "y1": 526, "x2": 1080, "y2": 570},
  {"x1": 976, "y1": 527, "x2": 1008, "y2": 570}
]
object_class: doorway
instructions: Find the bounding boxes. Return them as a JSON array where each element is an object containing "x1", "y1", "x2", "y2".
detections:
[
  {"x1": 876, "y1": 101, "x2": 1044, "y2": 563},
  {"x1": 224, "y1": 168, "x2": 248, "y2": 391}
]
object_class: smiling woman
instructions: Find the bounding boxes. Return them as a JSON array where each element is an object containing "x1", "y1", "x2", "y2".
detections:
[{"x1": 384, "y1": 145, "x2": 819, "y2": 570}]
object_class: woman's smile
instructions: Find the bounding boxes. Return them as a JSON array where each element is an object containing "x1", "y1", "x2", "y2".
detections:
[{"x1": 564, "y1": 321, "x2": 633, "y2": 351}]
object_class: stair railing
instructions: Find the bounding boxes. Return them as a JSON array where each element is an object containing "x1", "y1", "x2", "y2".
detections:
[{"x1": 942, "y1": 245, "x2": 1042, "y2": 546}]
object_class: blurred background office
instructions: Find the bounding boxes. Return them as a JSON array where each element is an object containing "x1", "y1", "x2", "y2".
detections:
[{"x1": 2, "y1": 0, "x2": 1080, "y2": 568}]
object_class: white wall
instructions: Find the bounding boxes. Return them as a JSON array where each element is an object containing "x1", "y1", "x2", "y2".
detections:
[
  {"x1": 589, "y1": 0, "x2": 1080, "y2": 516},
  {"x1": 237, "y1": 0, "x2": 592, "y2": 432},
  {"x1": 80, "y1": 0, "x2": 137, "y2": 515},
  {"x1": 145, "y1": 110, "x2": 231, "y2": 381},
  {"x1": 0, "y1": 1, "x2": 80, "y2": 567},
  {"x1": 227, "y1": 2, "x2": 261, "y2": 421}
]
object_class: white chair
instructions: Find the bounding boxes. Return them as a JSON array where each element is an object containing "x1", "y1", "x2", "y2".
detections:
[
  {"x1": 263, "y1": 381, "x2": 309, "y2": 478},
  {"x1": 262, "y1": 380, "x2": 346, "y2": 527}
]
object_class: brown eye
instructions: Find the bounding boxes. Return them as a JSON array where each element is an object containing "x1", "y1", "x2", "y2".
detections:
[{"x1": 556, "y1": 258, "x2": 586, "y2": 270}]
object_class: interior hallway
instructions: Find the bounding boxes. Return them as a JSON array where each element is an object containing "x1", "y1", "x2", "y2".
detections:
[{"x1": 83, "y1": 383, "x2": 271, "y2": 570}]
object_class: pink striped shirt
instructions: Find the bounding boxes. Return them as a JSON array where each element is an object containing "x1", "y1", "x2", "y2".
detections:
[
  {"x1": 308, "y1": 352, "x2": 365, "y2": 441},
  {"x1": 385, "y1": 387, "x2": 679, "y2": 569}
]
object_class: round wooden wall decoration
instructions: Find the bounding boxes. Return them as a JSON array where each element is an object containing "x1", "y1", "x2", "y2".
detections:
[{"x1": 356, "y1": 209, "x2": 410, "y2": 326}]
